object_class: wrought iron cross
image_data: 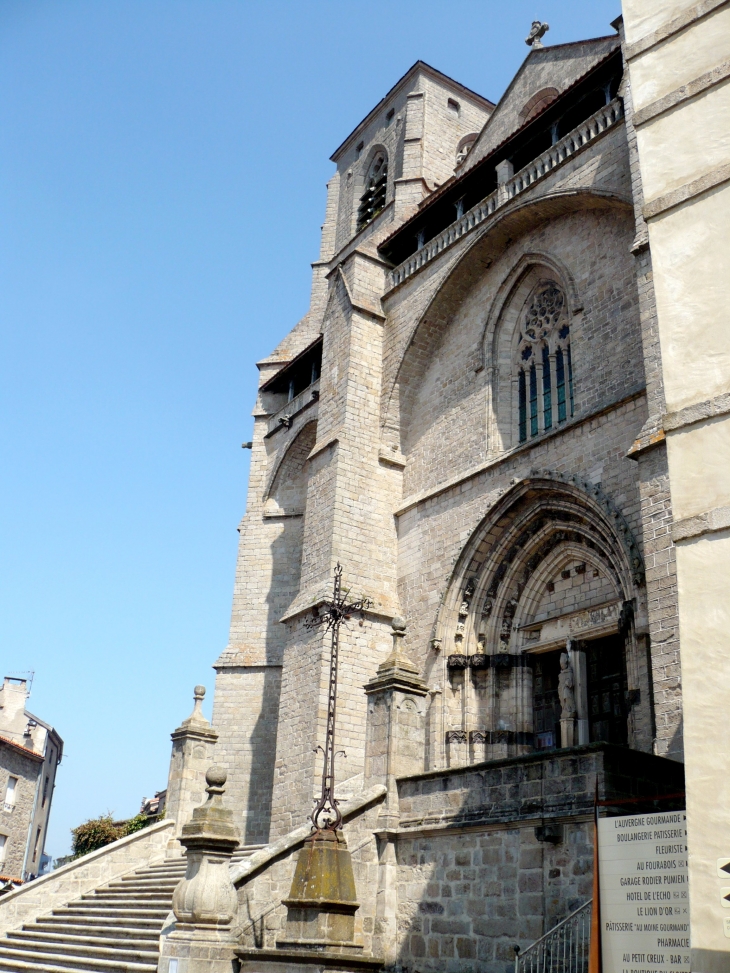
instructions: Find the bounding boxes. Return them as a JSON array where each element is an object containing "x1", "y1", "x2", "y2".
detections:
[{"x1": 305, "y1": 563, "x2": 370, "y2": 831}]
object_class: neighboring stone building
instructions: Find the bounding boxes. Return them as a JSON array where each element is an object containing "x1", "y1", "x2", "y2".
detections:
[
  {"x1": 618, "y1": 3, "x2": 730, "y2": 970},
  {"x1": 193, "y1": 23, "x2": 695, "y2": 972},
  {"x1": 0, "y1": 677, "x2": 63, "y2": 883}
]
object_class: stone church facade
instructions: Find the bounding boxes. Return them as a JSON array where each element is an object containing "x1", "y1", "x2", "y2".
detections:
[{"x1": 208, "y1": 20, "x2": 686, "y2": 972}]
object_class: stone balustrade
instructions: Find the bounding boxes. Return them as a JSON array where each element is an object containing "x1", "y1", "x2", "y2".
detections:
[
  {"x1": 265, "y1": 379, "x2": 320, "y2": 437},
  {"x1": 389, "y1": 98, "x2": 624, "y2": 289}
]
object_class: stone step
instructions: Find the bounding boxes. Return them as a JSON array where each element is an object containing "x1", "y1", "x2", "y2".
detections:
[
  {"x1": 30, "y1": 920, "x2": 160, "y2": 941},
  {"x1": 131, "y1": 865, "x2": 186, "y2": 878},
  {"x1": 52, "y1": 905, "x2": 171, "y2": 920},
  {"x1": 4, "y1": 932, "x2": 158, "y2": 963},
  {"x1": 40, "y1": 914, "x2": 162, "y2": 930},
  {"x1": 0, "y1": 943, "x2": 157, "y2": 972},
  {"x1": 109, "y1": 877, "x2": 180, "y2": 889},
  {"x1": 84, "y1": 890, "x2": 173, "y2": 901},
  {"x1": 67, "y1": 895, "x2": 172, "y2": 909}
]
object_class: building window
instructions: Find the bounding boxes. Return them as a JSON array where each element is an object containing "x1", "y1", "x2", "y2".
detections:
[
  {"x1": 357, "y1": 152, "x2": 388, "y2": 231},
  {"x1": 516, "y1": 283, "x2": 573, "y2": 443},
  {"x1": 0, "y1": 835, "x2": 6, "y2": 865},
  {"x1": 4, "y1": 777, "x2": 17, "y2": 810},
  {"x1": 32, "y1": 826, "x2": 41, "y2": 861},
  {"x1": 42, "y1": 776, "x2": 49, "y2": 808}
]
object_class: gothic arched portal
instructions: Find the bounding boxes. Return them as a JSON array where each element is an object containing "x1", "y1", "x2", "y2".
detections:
[{"x1": 429, "y1": 473, "x2": 651, "y2": 768}]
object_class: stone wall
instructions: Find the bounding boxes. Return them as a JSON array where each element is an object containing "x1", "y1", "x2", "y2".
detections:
[
  {"x1": 0, "y1": 742, "x2": 41, "y2": 880},
  {"x1": 0, "y1": 818, "x2": 173, "y2": 936},
  {"x1": 394, "y1": 745, "x2": 684, "y2": 973}
]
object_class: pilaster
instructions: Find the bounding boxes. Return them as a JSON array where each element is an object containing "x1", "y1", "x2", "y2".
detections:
[
  {"x1": 363, "y1": 618, "x2": 428, "y2": 966},
  {"x1": 165, "y1": 687, "x2": 218, "y2": 856}
]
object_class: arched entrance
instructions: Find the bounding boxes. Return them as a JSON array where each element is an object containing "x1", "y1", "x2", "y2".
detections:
[{"x1": 432, "y1": 472, "x2": 646, "y2": 767}]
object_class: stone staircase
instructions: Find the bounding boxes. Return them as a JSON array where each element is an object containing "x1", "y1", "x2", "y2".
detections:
[{"x1": 0, "y1": 845, "x2": 263, "y2": 973}]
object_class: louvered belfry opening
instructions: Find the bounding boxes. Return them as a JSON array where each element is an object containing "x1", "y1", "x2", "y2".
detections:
[{"x1": 357, "y1": 153, "x2": 388, "y2": 231}]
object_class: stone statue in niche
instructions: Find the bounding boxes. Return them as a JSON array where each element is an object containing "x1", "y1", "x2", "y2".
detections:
[{"x1": 558, "y1": 652, "x2": 576, "y2": 719}]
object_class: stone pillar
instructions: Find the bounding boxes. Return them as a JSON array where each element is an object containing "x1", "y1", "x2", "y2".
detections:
[
  {"x1": 165, "y1": 687, "x2": 219, "y2": 855},
  {"x1": 364, "y1": 617, "x2": 428, "y2": 966},
  {"x1": 158, "y1": 766, "x2": 240, "y2": 973},
  {"x1": 568, "y1": 640, "x2": 589, "y2": 745},
  {"x1": 496, "y1": 158, "x2": 514, "y2": 205},
  {"x1": 514, "y1": 658, "x2": 534, "y2": 755}
]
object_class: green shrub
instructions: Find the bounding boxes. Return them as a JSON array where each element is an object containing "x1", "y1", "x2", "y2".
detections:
[
  {"x1": 70, "y1": 812, "x2": 152, "y2": 859},
  {"x1": 71, "y1": 814, "x2": 121, "y2": 859},
  {"x1": 123, "y1": 813, "x2": 151, "y2": 836}
]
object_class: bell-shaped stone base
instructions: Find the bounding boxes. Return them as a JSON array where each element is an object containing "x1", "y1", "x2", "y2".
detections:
[
  {"x1": 236, "y1": 829, "x2": 382, "y2": 973},
  {"x1": 279, "y1": 829, "x2": 359, "y2": 952}
]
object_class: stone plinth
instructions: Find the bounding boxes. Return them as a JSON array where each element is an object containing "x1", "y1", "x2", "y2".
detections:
[{"x1": 158, "y1": 766, "x2": 239, "y2": 973}]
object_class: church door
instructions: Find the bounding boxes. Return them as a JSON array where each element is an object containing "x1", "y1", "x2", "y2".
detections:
[{"x1": 586, "y1": 634, "x2": 628, "y2": 745}]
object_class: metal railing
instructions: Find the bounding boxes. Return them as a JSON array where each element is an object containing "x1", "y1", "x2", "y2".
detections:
[
  {"x1": 389, "y1": 97, "x2": 624, "y2": 289},
  {"x1": 515, "y1": 900, "x2": 592, "y2": 973}
]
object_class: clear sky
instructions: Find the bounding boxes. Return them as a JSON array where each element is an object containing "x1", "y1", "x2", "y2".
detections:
[{"x1": 0, "y1": 0, "x2": 620, "y2": 859}]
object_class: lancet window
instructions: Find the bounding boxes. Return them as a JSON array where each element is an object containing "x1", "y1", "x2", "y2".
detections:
[
  {"x1": 356, "y1": 152, "x2": 388, "y2": 231},
  {"x1": 516, "y1": 283, "x2": 573, "y2": 443}
]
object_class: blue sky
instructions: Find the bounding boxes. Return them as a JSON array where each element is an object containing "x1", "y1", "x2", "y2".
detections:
[{"x1": 0, "y1": 0, "x2": 620, "y2": 859}]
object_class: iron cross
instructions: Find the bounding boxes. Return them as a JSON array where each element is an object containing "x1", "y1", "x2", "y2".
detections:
[{"x1": 305, "y1": 563, "x2": 370, "y2": 831}]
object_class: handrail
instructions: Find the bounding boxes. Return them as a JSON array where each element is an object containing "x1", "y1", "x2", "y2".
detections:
[
  {"x1": 515, "y1": 899, "x2": 592, "y2": 973},
  {"x1": 389, "y1": 97, "x2": 624, "y2": 290}
]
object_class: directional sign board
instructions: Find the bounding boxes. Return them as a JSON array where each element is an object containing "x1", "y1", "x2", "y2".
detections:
[{"x1": 598, "y1": 810, "x2": 689, "y2": 973}]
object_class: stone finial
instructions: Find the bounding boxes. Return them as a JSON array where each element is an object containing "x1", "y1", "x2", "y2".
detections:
[
  {"x1": 204, "y1": 765, "x2": 226, "y2": 798},
  {"x1": 365, "y1": 616, "x2": 427, "y2": 696},
  {"x1": 525, "y1": 20, "x2": 549, "y2": 48},
  {"x1": 179, "y1": 685, "x2": 211, "y2": 730}
]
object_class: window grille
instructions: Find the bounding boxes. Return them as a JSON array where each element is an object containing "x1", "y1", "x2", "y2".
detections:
[
  {"x1": 516, "y1": 284, "x2": 573, "y2": 443},
  {"x1": 357, "y1": 153, "x2": 388, "y2": 231}
]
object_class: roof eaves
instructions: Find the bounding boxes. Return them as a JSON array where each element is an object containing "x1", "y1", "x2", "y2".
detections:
[
  {"x1": 259, "y1": 335, "x2": 323, "y2": 392},
  {"x1": 0, "y1": 733, "x2": 44, "y2": 762},
  {"x1": 378, "y1": 41, "x2": 622, "y2": 253}
]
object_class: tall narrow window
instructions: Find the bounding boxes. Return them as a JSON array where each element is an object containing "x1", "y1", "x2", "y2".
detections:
[
  {"x1": 4, "y1": 777, "x2": 17, "y2": 808},
  {"x1": 542, "y1": 344, "x2": 552, "y2": 430},
  {"x1": 556, "y1": 348, "x2": 566, "y2": 423},
  {"x1": 357, "y1": 153, "x2": 388, "y2": 231},
  {"x1": 529, "y1": 364, "x2": 538, "y2": 437},
  {"x1": 567, "y1": 343, "x2": 574, "y2": 415},
  {"x1": 515, "y1": 282, "x2": 573, "y2": 443},
  {"x1": 518, "y1": 370, "x2": 527, "y2": 443},
  {"x1": 0, "y1": 835, "x2": 6, "y2": 865}
]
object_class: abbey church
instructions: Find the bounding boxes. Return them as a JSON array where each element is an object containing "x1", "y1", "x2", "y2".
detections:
[
  {"x1": 7, "y1": 8, "x2": 730, "y2": 973},
  {"x1": 199, "y1": 15, "x2": 690, "y2": 971}
]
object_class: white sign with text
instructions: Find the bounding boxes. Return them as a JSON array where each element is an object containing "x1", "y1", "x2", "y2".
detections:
[{"x1": 598, "y1": 810, "x2": 689, "y2": 973}]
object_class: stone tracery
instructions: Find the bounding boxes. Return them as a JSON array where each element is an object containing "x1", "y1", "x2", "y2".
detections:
[{"x1": 516, "y1": 282, "x2": 574, "y2": 442}]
